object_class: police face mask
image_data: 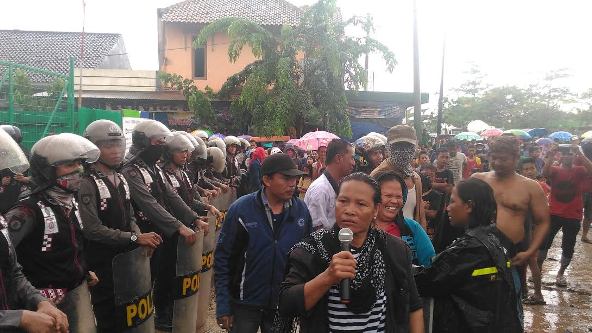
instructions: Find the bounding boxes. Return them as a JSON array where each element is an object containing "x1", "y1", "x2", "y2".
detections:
[
  {"x1": 56, "y1": 169, "x2": 83, "y2": 193},
  {"x1": 140, "y1": 144, "x2": 165, "y2": 165}
]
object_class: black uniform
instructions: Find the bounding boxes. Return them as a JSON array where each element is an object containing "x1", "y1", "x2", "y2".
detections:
[
  {"x1": 0, "y1": 215, "x2": 47, "y2": 331},
  {"x1": 162, "y1": 166, "x2": 208, "y2": 215},
  {"x1": 415, "y1": 225, "x2": 522, "y2": 333},
  {"x1": 78, "y1": 167, "x2": 140, "y2": 332}
]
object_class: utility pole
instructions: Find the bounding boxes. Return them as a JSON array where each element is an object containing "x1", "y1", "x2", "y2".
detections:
[
  {"x1": 436, "y1": 39, "x2": 446, "y2": 135},
  {"x1": 77, "y1": 0, "x2": 86, "y2": 109},
  {"x1": 412, "y1": 0, "x2": 423, "y2": 140}
]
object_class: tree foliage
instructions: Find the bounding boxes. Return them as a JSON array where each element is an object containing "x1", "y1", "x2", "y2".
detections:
[
  {"x1": 187, "y1": 0, "x2": 395, "y2": 137},
  {"x1": 443, "y1": 67, "x2": 592, "y2": 132},
  {"x1": 159, "y1": 72, "x2": 215, "y2": 126}
]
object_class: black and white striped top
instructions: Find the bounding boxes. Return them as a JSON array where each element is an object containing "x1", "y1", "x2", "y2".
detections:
[{"x1": 327, "y1": 252, "x2": 387, "y2": 332}]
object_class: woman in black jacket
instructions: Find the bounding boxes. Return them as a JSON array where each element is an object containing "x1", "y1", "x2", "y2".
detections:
[
  {"x1": 414, "y1": 178, "x2": 522, "y2": 332},
  {"x1": 277, "y1": 172, "x2": 424, "y2": 333}
]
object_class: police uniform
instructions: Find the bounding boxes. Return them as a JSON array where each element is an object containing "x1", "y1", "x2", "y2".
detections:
[
  {"x1": 0, "y1": 214, "x2": 48, "y2": 331},
  {"x1": 78, "y1": 167, "x2": 141, "y2": 332},
  {"x1": 122, "y1": 150, "x2": 199, "y2": 331},
  {"x1": 162, "y1": 166, "x2": 209, "y2": 215},
  {"x1": 5, "y1": 193, "x2": 96, "y2": 332}
]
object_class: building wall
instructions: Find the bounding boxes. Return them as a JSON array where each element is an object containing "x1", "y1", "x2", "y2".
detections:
[{"x1": 160, "y1": 22, "x2": 258, "y2": 92}]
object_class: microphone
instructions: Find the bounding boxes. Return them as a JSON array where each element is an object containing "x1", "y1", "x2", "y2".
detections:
[{"x1": 338, "y1": 227, "x2": 354, "y2": 304}]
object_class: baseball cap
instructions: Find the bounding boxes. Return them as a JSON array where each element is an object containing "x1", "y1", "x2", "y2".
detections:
[
  {"x1": 387, "y1": 125, "x2": 417, "y2": 146},
  {"x1": 261, "y1": 153, "x2": 305, "y2": 177}
]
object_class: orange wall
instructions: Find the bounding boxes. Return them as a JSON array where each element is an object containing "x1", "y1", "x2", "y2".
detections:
[{"x1": 160, "y1": 22, "x2": 258, "y2": 92}]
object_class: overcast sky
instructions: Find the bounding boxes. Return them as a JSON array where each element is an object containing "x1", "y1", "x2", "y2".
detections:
[{"x1": 2, "y1": 0, "x2": 591, "y2": 102}]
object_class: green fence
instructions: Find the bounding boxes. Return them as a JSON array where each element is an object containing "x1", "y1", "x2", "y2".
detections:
[{"x1": 0, "y1": 59, "x2": 122, "y2": 149}]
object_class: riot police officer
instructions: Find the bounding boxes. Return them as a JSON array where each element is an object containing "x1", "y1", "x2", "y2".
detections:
[
  {"x1": 223, "y1": 136, "x2": 241, "y2": 182},
  {"x1": 79, "y1": 120, "x2": 162, "y2": 332},
  {"x1": 185, "y1": 133, "x2": 220, "y2": 200},
  {"x1": 5, "y1": 133, "x2": 100, "y2": 332},
  {"x1": 0, "y1": 126, "x2": 30, "y2": 214},
  {"x1": 161, "y1": 132, "x2": 220, "y2": 217},
  {"x1": 120, "y1": 120, "x2": 207, "y2": 331},
  {"x1": 0, "y1": 129, "x2": 69, "y2": 333}
]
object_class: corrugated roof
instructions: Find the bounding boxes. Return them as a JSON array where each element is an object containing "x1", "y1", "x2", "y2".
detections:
[
  {"x1": 160, "y1": 0, "x2": 302, "y2": 26},
  {"x1": 0, "y1": 30, "x2": 128, "y2": 83}
]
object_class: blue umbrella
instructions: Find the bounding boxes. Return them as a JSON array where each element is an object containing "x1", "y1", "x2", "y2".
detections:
[
  {"x1": 527, "y1": 128, "x2": 548, "y2": 138},
  {"x1": 549, "y1": 131, "x2": 573, "y2": 142}
]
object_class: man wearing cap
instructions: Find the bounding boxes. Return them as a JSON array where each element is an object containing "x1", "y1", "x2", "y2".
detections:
[
  {"x1": 214, "y1": 153, "x2": 313, "y2": 333},
  {"x1": 372, "y1": 125, "x2": 426, "y2": 228}
]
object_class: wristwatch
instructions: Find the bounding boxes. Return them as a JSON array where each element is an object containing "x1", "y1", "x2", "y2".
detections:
[{"x1": 130, "y1": 232, "x2": 138, "y2": 244}]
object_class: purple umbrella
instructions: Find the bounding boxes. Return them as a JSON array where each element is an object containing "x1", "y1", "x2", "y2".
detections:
[{"x1": 535, "y1": 137, "x2": 553, "y2": 146}]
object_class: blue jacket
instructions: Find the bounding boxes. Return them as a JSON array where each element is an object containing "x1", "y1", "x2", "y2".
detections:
[
  {"x1": 214, "y1": 188, "x2": 312, "y2": 317},
  {"x1": 400, "y1": 217, "x2": 435, "y2": 267}
]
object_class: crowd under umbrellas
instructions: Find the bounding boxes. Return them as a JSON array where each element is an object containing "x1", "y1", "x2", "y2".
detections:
[{"x1": 0, "y1": 121, "x2": 592, "y2": 333}]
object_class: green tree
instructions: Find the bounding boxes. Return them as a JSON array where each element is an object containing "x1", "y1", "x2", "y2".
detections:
[
  {"x1": 191, "y1": 0, "x2": 395, "y2": 137},
  {"x1": 159, "y1": 72, "x2": 215, "y2": 127}
]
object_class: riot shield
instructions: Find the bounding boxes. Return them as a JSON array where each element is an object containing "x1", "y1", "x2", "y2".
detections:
[
  {"x1": 112, "y1": 246, "x2": 154, "y2": 333},
  {"x1": 172, "y1": 230, "x2": 204, "y2": 333},
  {"x1": 195, "y1": 213, "x2": 216, "y2": 332},
  {"x1": 57, "y1": 281, "x2": 97, "y2": 333}
]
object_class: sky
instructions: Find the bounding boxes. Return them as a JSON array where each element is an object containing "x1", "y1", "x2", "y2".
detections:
[{"x1": 2, "y1": 0, "x2": 591, "y2": 107}]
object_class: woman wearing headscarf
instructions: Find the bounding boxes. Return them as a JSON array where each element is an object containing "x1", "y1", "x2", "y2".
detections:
[
  {"x1": 246, "y1": 147, "x2": 266, "y2": 193},
  {"x1": 374, "y1": 171, "x2": 435, "y2": 267},
  {"x1": 278, "y1": 172, "x2": 424, "y2": 333},
  {"x1": 414, "y1": 178, "x2": 521, "y2": 332},
  {"x1": 371, "y1": 125, "x2": 427, "y2": 229}
]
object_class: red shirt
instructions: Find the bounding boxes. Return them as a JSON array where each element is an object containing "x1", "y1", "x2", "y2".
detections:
[
  {"x1": 384, "y1": 222, "x2": 401, "y2": 237},
  {"x1": 549, "y1": 166, "x2": 588, "y2": 219}
]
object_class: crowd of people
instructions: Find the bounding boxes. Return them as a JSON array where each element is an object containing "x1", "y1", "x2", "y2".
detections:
[{"x1": 0, "y1": 121, "x2": 591, "y2": 333}]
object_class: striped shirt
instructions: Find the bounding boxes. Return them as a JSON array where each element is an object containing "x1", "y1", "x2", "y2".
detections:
[{"x1": 327, "y1": 252, "x2": 387, "y2": 332}]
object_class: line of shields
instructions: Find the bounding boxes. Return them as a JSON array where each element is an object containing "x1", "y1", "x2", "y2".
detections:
[{"x1": 111, "y1": 189, "x2": 237, "y2": 333}]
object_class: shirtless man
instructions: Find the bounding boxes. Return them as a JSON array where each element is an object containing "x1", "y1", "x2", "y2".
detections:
[{"x1": 473, "y1": 136, "x2": 550, "y2": 262}]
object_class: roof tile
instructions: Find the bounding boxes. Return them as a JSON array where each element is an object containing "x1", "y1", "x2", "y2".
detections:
[{"x1": 160, "y1": 0, "x2": 302, "y2": 26}]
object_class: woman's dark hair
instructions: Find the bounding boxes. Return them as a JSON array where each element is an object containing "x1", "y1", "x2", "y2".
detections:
[
  {"x1": 420, "y1": 173, "x2": 432, "y2": 192},
  {"x1": 338, "y1": 172, "x2": 381, "y2": 205},
  {"x1": 455, "y1": 178, "x2": 497, "y2": 228},
  {"x1": 374, "y1": 171, "x2": 408, "y2": 204}
]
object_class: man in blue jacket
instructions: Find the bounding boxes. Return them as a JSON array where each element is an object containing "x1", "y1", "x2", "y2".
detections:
[{"x1": 215, "y1": 153, "x2": 313, "y2": 332}]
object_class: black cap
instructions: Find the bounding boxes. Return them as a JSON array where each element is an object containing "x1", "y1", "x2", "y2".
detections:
[{"x1": 261, "y1": 153, "x2": 305, "y2": 177}]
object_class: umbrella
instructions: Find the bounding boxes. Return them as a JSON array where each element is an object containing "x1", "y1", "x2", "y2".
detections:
[
  {"x1": 503, "y1": 129, "x2": 532, "y2": 140},
  {"x1": 238, "y1": 135, "x2": 252, "y2": 140},
  {"x1": 580, "y1": 131, "x2": 592, "y2": 139},
  {"x1": 480, "y1": 128, "x2": 504, "y2": 138},
  {"x1": 296, "y1": 130, "x2": 339, "y2": 151},
  {"x1": 210, "y1": 133, "x2": 225, "y2": 140},
  {"x1": 527, "y1": 128, "x2": 548, "y2": 138},
  {"x1": 549, "y1": 131, "x2": 574, "y2": 142},
  {"x1": 467, "y1": 120, "x2": 491, "y2": 134},
  {"x1": 454, "y1": 132, "x2": 482, "y2": 141},
  {"x1": 535, "y1": 137, "x2": 554, "y2": 146}
]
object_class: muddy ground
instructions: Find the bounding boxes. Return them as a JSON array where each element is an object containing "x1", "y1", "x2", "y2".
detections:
[{"x1": 203, "y1": 229, "x2": 592, "y2": 333}]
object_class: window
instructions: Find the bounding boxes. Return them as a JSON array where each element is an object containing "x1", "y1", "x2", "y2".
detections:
[{"x1": 194, "y1": 46, "x2": 206, "y2": 78}]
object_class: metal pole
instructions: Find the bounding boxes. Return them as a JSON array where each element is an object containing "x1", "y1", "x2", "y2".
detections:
[
  {"x1": 436, "y1": 39, "x2": 446, "y2": 135},
  {"x1": 412, "y1": 0, "x2": 423, "y2": 140},
  {"x1": 77, "y1": 0, "x2": 86, "y2": 110},
  {"x1": 8, "y1": 65, "x2": 14, "y2": 124},
  {"x1": 68, "y1": 57, "x2": 75, "y2": 132}
]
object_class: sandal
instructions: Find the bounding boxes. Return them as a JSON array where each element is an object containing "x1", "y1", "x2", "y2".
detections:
[
  {"x1": 523, "y1": 294, "x2": 546, "y2": 305},
  {"x1": 555, "y1": 275, "x2": 567, "y2": 287}
]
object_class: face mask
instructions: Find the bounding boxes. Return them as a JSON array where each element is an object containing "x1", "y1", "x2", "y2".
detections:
[
  {"x1": 56, "y1": 170, "x2": 83, "y2": 193},
  {"x1": 388, "y1": 143, "x2": 416, "y2": 177},
  {"x1": 140, "y1": 145, "x2": 165, "y2": 165}
]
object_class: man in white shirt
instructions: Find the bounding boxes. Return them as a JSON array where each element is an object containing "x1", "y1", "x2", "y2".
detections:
[
  {"x1": 304, "y1": 139, "x2": 355, "y2": 230},
  {"x1": 447, "y1": 142, "x2": 467, "y2": 184}
]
